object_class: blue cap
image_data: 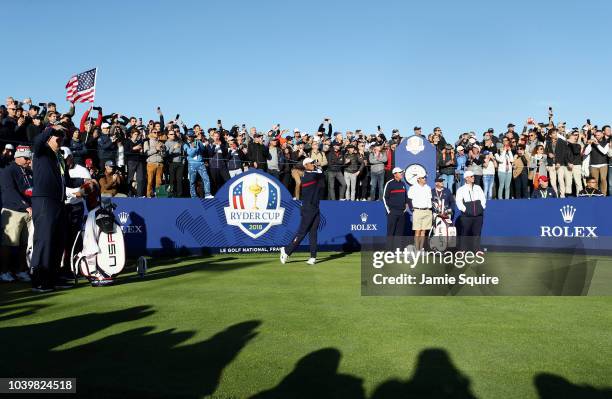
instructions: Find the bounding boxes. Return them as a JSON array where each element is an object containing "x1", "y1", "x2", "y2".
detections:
[{"x1": 105, "y1": 160, "x2": 114, "y2": 167}]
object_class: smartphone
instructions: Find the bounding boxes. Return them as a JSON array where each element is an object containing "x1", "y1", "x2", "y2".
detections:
[
  {"x1": 587, "y1": 119, "x2": 591, "y2": 125},
  {"x1": 217, "y1": 119, "x2": 222, "y2": 125},
  {"x1": 156, "y1": 106, "x2": 161, "y2": 111},
  {"x1": 377, "y1": 125, "x2": 381, "y2": 131},
  {"x1": 175, "y1": 114, "x2": 180, "y2": 120}
]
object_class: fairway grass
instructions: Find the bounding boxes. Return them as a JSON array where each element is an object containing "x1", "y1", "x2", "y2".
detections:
[{"x1": 1, "y1": 252, "x2": 611, "y2": 398}]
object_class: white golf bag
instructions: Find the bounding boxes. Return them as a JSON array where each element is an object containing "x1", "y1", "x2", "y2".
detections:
[
  {"x1": 70, "y1": 200, "x2": 126, "y2": 286},
  {"x1": 429, "y1": 198, "x2": 457, "y2": 251}
]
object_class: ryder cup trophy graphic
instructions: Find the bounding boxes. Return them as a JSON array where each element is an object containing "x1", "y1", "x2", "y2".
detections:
[{"x1": 249, "y1": 180, "x2": 263, "y2": 210}]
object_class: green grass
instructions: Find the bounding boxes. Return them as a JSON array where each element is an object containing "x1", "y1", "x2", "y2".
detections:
[{"x1": 1, "y1": 252, "x2": 611, "y2": 398}]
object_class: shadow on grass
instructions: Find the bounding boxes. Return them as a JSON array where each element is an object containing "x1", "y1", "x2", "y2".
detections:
[
  {"x1": 0, "y1": 305, "x2": 261, "y2": 398},
  {"x1": 251, "y1": 348, "x2": 366, "y2": 399},
  {"x1": 534, "y1": 373, "x2": 612, "y2": 399},
  {"x1": 371, "y1": 348, "x2": 477, "y2": 399}
]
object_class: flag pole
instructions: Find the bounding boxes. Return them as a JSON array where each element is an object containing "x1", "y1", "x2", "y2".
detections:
[{"x1": 84, "y1": 67, "x2": 98, "y2": 143}]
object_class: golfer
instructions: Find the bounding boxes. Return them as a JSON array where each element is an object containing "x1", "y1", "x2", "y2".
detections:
[
  {"x1": 280, "y1": 158, "x2": 324, "y2": 265},
  {"x1": 407, "y1": 170, "x2": 433, "y2": 251},
  {"x1": 455, "y1": 170, "x2": 486, "y2": 249}
]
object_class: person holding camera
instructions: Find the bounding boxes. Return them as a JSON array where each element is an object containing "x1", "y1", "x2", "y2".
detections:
[
  {"x1": 97, "y1": 122, "x2": 117, "y2": 170},
  {"x1": 143, "y1": 129, "x2": 166, "y2": 198},
  {"x1": 544, "y1": 128, "x2": 569, "y2": 197},
  {"x1": 584, "y1": 129, "x2": 609, "y2": 195},
  {"x1": 512, "y1": 145, "x2": 530, "y2": 199},
  {"x1": 98, "y1": 160, "x2": 125, "y2": 197},
  {"x1": 565, "y1": 130, "x2": 584, "y2": 196},
  {"x1": 165, "y1": 129, "x2": 185, "y2": 197},
  {"x1": 183, "y1": 130, "x2": 213, "y2": 199},
  {"x1": 481, "y1": 150, "x2": 497, "y2": 200},
  {"x1": 438, "y1": 144, "x2": 456, "y2": 192},
  {"x1": 125, "y1": 128, "x2": 146, "y2": 197},
  {"x1": 495, "y1": 139, "x2": 514, "y2": 199}
]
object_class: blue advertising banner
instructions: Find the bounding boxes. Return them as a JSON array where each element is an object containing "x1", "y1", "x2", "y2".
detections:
[
  {"x1": 394, "y1": 135, "x2": 437, "y2": 187},
  {"x1": 112, "y1": 170, "x2": 612, "y2": 255}
]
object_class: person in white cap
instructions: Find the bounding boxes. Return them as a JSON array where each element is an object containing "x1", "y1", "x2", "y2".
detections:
[
  {"x1": 455, "y1": 170, "x2": 486, "y2": 249},
  {"x1": 407, "y1": 170, "x2": 433, "y2": 250},
  {"x1": 0, "y1": 145, "x2": 33, "y2": 282},
  {"x1": 280, "y1": 157, "x2": 324, "y2": 265},
  {"x1": 1, "y1": 143, "x2": 15, "y2": 167},
  {"x1": 383, "y1": 167, "x2": 409, "y2": 238}
]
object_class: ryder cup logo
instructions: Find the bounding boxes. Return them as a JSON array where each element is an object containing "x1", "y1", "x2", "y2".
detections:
[
  {"x1": 351, "y1": 212, "x2": 378, "y2": 231},
  {"x1": 224, "y1": 173, "x2": 285, "y2": 239},
  {"x1": 540, "y1": 205, "x2": 597, "y2": 238},
  {"x1": 405, "y1": 136, "x2": 425, "y2": 155},
  {"x1": 118, "y1": 211, "x2": 129, "y2": 225}
]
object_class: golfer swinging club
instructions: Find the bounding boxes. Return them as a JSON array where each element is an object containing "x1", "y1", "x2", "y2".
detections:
[{"x1": 280, "y1": 157, "x2": 324, "y2": 265}]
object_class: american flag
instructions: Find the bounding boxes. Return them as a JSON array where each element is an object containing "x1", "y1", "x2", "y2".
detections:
[
  {"x1": 232, "y1": 182, "x2": 245, "y2": 209},
  {"x1": 65, "y1": 68, "x2": 97, "y2": 103}
]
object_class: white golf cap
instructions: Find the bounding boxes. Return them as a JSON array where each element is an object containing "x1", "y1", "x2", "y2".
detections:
[
  {"x1": 416, "y1": 170, "x2": 427, "y2": 178},
  {"x1": 392, "y1": 167, "x2": 403, "y2": 174},
  {"x1": 468, "y1": 137, "x2": 476, "y2": 144},
  {"x1": 302, "y1": 157, "x2": 315, "y2": 166},
  {"x1": 294, "y1": 128, "x2": 300, "y2": 133},
  {"x1": 4, "y1": 144, "x2": 15, "y2": 150},
  {"x1": 101, "y1": 122, "x2": 110, "y2": 129},
  {"x1": 457, "y1": 145, "x2": 464, "y2": 151},
  {"x1": 464, "y1": 171, "x2": 475, "y2": 178},
  {"x1": 60, "y1": 146, "x2": 72, "y2": 159}
]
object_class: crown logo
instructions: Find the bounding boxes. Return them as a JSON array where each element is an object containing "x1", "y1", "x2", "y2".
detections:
[
  {"x1": 560, "y1": 205, "x2": 576, "y2": 224},
  {"x1": 360, "y1": 213, "x2": 368, "y2": 223},
  {"x1": 118, "y1": 211, "x2": 129, "y2": 225}
]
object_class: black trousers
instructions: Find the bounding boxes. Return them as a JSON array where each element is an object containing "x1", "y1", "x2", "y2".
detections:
[
  {"x1": 127, "y1": 160, "x2": 146, "y2": 197},
  {"x1": 387, "y1": 211, "x2": 406, "y2": 237},
  {"x1": 169, "y1": 162, "x2": 185, "y2": 197},
  {"x1": 210, "y1": 167, "x2": 230, "y2": 195},
  {"x1": 285, "y1": 208, "x2": 320, "y2": 258},
  {"x1": 31, "y1": 197, "x2": 66, "y2": 288},
  {"x1": 513, "y1": 173, "x2": 529, "y2": 199},
  {"x1": 459, "y1": 215, "x2": 483, "y2": 251}
]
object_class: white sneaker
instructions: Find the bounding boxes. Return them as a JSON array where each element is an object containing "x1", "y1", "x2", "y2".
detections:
[
  {"x1": 0, "y1": 272, "x2": 15, "y2": 282},
  {"x1": 279, "y1": 248, "x2": 288, "y2": 264},
  {"x1": 15, "y1": 271, "x2": 31, "y2": 282},
  {"x1": 306, "y1": 258, "x2": 316, "y2": 265},
  {"x1": 204, "y1": 194, "x2": 214, "y2": 199}
]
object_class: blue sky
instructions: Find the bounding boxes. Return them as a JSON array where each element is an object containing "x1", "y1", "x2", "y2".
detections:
[{"x1": 3, "y1": 0, "x2": 611, "y2": 141}]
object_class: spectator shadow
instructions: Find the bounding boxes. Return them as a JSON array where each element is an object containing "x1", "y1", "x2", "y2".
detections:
[
  {"x1": 342, "y1": 233, "x2": 362, "y2": 252},
  {"x1": 534, "y1": 373, "x2": 612, "y2": 399},
  {"x1": 124, "y1": 211, "x2": 147, "y2": 257},
  {"x1": 371, "y1": 348, "x2": 477, "y2": 399},
  {"x1": 250, "y1": 347, "x2": 365, "y2": 399},
  {"x1": 0, "y1": 305, "x2": 261, "y2": 398}
]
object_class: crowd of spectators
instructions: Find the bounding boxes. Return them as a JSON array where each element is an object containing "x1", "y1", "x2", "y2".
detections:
[{"x1": 1, "y1": 97, "x2": 611, "y2": 201}]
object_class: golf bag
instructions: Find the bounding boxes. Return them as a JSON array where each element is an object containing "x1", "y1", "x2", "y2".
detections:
[
  {"x1": 429, "y1": 198, "x2": 457, "y2": 251},
  {"x1": 70, "y1": 199, "x2": 126, "y2": 286}
]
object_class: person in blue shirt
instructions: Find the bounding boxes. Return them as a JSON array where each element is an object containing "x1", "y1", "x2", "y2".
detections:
[
  {"x1": 454, "y1": 145, "x2": 467, "y2": 193},
  {"x1": 280, "y1": 158, "x2": 325, "y2": 265},
  {"x1": 183, "y1": 130, "x2": 213, "y2": 199}
]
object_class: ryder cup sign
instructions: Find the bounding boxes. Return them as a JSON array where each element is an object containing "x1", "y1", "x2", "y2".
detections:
[{"x1": 224, "y1": 173, "x2": 285, "y2": 239}]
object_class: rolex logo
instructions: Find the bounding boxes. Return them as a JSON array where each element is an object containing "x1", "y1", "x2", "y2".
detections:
[
  {"x1": 118, "y1": 211, "x2": 129, "y2": 225},
  {"x1": 560, "y1": 205, "x2": 576, "y2": 224},
  {"x1": 360, "y1": 213, "x2": 368, "y2": 223}
]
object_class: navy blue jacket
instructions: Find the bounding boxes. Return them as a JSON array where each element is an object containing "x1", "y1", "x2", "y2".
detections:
[
  {"x1": 0, "y1": 162, "x2": 33, "y2": 212},
  {"x1": 208, "y1": 141, "x2": 228, "y2": 169},
  {"x1": 431, "y1": 187, "x2": 456, "y2": 213},
  {"x1": 32, "y1": 127, "x2": 65, "y2": 201},
  {"x1": 531, "y1": 186, "x2": 557, "y2": 199},
  {"x1": 301, "y1": 170, "x2": 325, "y2": 210},
  {"x1": 97, "y1": 134, "x2": 116, "y2": 161},
  {"x1": 383, "y1": 179, "x2": 408, "y2": 213},
  {"x1": 69, "y1": 139, "x2": 88, "y2": 165}
]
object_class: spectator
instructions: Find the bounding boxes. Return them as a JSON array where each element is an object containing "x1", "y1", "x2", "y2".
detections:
[
  {"x1": 454, "y1": 145, "x2": 467, "y2": 190},
  {"x1": 143, "y1": 129, "x2": 166, "y2": 198},
  {"x1": 495, "y1": 140, "x2": 514, "y2": 199},
  {"x1": 343, "y1": 144, "x2": 363, "y2": 201},
  {"x1": 69, "y1": 129, "x2": 88, "y2": 166},
  {"x1": 326, "y1": 142, "x2": 346, "y2": 200},
  {"x1": 292, "y1": 141, "x2": 308, "y2": 199},
  {"x1": 97, "y1": 122, "x2": 116, "y2": 169},
  {"x1": 208, "y1": 131, "x2": 230, "y2": 194},
  {"x1": 125, "y1": 128, "x2": 146, "y2": 197},
  {"x1": 544, "y1": 128, "x2": 568, "y2": 197},
  {"x1": 565, "y1": 130, "x2": 584, "y2": 196},
  {"x1": 465, "y1": 145, "x2": 483, "y2": 187},
  {"x1": 584, "y1": 130, "x2": 608, "y2": 195},
  {"x1": 99, "y1": 160, "x2": 126, "y2": 197},
  {"x1": 183, "y1": 130, "x2": 212, "y2": 199},
  {"x1": 267, "y1": 137, "x2": 281, "y2": 180},
  {"x1": 247, "y1": 133, "x2": 268, "y2": 170},
  {"x1": 228, "y1": 138, "x2": 245, "y2": 178},
  {"x1": 578, "y1": 176, "x2": 604, "y2": 197},
  {"x1": 531, "y1": 175, "x2": 556, "y2": 199},
  {"x1": 1, "y1": 144, "x2": 15, "y2": 168},
  {"x1": 481, "y1": 150, "x2": 496, "y2": 200},
  {"x1": 165, "y1": 129, "x2": 185, "y2": 197},
  {"x1": 512, "y1": 145, "x2": 530, "y2": 199},
  {"x1": 368, "y1": 144, "x2": 387, "y2": 200},
  {"x1": 438, "y1": 144, "x2": 456, "y2": 192}
]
